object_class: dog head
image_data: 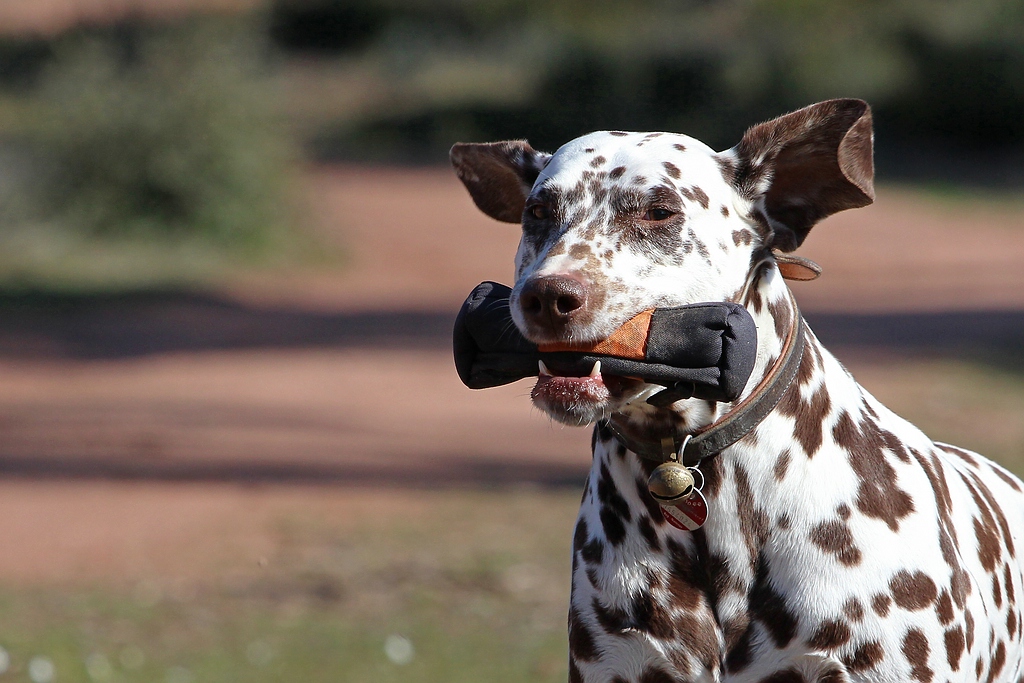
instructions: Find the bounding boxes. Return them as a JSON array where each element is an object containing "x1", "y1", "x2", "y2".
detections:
[{"x1": 451, "y1": 99, "x2": 873, "y2": 426}]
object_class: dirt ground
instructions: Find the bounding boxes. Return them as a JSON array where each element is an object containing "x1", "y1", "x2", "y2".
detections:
[{"x1": 2, "y1": 165, "x2": 1024, "y2": 586}]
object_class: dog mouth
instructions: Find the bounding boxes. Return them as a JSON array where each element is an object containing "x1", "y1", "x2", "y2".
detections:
[{"x1": 531, "y1": 360, "x2": 647, "y2": 426}]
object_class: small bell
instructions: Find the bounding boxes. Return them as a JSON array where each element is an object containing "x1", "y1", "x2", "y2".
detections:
[{"x1": 647, "y1": 461, "x2": 695, "y2": 506}]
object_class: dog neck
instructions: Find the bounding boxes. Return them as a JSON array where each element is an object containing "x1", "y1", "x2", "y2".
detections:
[{"x1": 605, "y1": 260, "x2": 802, "y2": 461}]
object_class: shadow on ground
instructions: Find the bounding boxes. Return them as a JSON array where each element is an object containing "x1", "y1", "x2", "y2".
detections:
[
  {"x1": 2, "y1": 287, "x2": 1022, "y2": 489},
  {"x1": 0, "y1": 452, "x2": 587, "y2": 489},
  {"x1": 0, "y1": 288, "x2": 454, "y2": 358},
  {"x1": 2, "y1": 287, "x2": 1024, "y2": 361}
]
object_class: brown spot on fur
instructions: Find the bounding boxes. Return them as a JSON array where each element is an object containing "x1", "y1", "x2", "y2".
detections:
[
  {"x1": 573, "y1": 518, "x2": 588, "y2": 553},
  {"x1": 725, "y1": 621, "x2": 755, "y2": 673},
  {"x1": 665, "y1": 538, "x2": 711, "y2": 608},
  {"x1": 990, "y1": 641, "x2": 1006, "y2": 680},
  {"x1": 634, "y1": 477, "x2": 664, "y2": 523},
  {"x1": 568, "y1": 659, "x2": 582, "y2": 683},
  {"x1": 808, "y1": 619, "x2": 851, "y2": 649},
  {"x1": 632, "y1": 175, "x2": 647, "y2": 185},
  {"x1": 832, "y1": 411, "x2": 915, "y2": 531},
  {"x1": 843, "y1": 597, "x2": 864, "y2": 622},
  {"x1": 935, "y1": 590, "x2": 954, "y2": 625},
  {"x1": 609, "y1": 166, "x2": 626, "y2": 180},
  {"x1": 758, "y1": 669, "x2": 805, "y2": 683},
  {"x1": 590, "y1": 594, "x2": 631, "y2": 635},
  {"x1": 993, "y1": 572, "x2": 1003, "y2": 608},
  {"x1": 674, "y1": 143, "x2": 687, "y2": 152},
  {"x1": 546, "y1": 241, "x2": 566, "y2": 257},
  {"x1": 662, "y1": 162, "x2": 681, "y2": 179},
  {"x1": 951, "y1": 567, "x2": 971, "y2": 609},
  {"x1": 774, "y1": 449, "x2": 791, "y2": 481},
  {"x1": 992, "y1": 465, "x2": 1023, "y2": 492},
  {"x1": 609, "y1": 131, "x2": 627, "y2": 137},
  {"x1": 938, "y1": 443, "x2": 978, "y2": 467},
  {"x1": 599, "y1": 505, "x2": 626, "y2": 546},
  {"x1": 890, "y1": 570, "x2": 937, "y2": 610},
  {"x1": 732, "y1": 229, "x2": 753, "y2": 246},
  {"x1": 871, "y1": 593, "x2": 892, "y2": 617},
  {"x1": 673, "y1": 611, "x2": 720, "y2": 672},
  {"x1": 910, "y1": 450, "x2": 963, "y2": 590},
  {"x1": 1004, "y1": 563, "x2": 1015, "y2": 603},
  {"x1": 735, "y1": 465, "x2": 770, "y2": 565},
  {"x1": 973, "y1": 515, "x2": 1003, "y2": 574},
  {"x1": 1007, "y1": 609, "x2": 1017, "y2": 638},
  {"x1": 702, "y1": 457, "x2": 724, "y2": 499},
  {"x1": 767, "y1": 296, "x2": 793, "y2": 349},
  {"x1": 630, "y1": 588, "x2": 674, "y2": 640},
  {"x1": 791, "y1": 384, "x2": 831, "y2": 458},
  {"x1": 777, "y1": 513, "x2": 791, "y2": 529},
  {"x1": 750, "y1": 553, "x2": 799, "y2": 648},
  {"x1": 944, "y1": 625, "x2": 965, "y2": 670},
  {"x1": 679, "y1": 185, "x2": 710, "y2": 209},
  {"x1": 843, "y1": 641, "x2": 884, "y2": 672},
  {"x1": 816, "y1": 663, "x2": 846, "y2": 683},
  {"x1": 902, "y1": 628, "x2": 933, "y2": 682},
  {"x1": 638, "y1": 667, "x2": 676, "y2": 683},
  {"x1": 568, "y1": 243, "x2": 591, "y2": 260},
  {"x1": 965, "y1": 610, "x2": 975, "y2": 647},
  {"x1": 691, "y1": 186, "x2": 710, "y2": 209},
  {"x1": 721, "y1": 205, "x2": 730, "y2": 217},
  {"x1": 568, "y1": 606, "x2": 599, "y2": 661},
  {"x1": 590, "y1": 155, "x2": 606, "y2": 167},
  {"x1": 810, "y1": 519, "x2": 862, "y2": 566},
  {"x1": 968, "y1": 471, "x2": 1016, "y2": 559},
  {"x1": 637, "y1": 514, "x2": 661, "y2": 552},
  {"x1": 716, "y1": 154, "x2": 736, "y2": 183}
]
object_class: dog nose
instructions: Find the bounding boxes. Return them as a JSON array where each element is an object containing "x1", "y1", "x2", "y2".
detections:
[{"x1": 519, "y1": 275, "x2": 588, "y2": 330}]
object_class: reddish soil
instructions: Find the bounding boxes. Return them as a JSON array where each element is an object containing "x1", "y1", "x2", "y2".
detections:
[{"x1": 2, "y1": 165, "x2": 1024, "y2": 586}]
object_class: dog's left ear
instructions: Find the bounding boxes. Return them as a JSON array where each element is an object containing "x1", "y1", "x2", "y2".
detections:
[
  {"x1": 720, "y1": 99, "x2": 874, "y2": 252},
  {"x1": 450, "y1": 141, "x2": 552, "y2": 223}
]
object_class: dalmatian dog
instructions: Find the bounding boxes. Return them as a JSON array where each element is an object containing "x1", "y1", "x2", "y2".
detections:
[{"x1": 450, "y1": 99, "x2": 1024, "y2": 683}]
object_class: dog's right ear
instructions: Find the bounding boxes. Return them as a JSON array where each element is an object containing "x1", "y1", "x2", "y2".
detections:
[{"x1": 450, "y1": 141, "x2": 551, "y2": 223}]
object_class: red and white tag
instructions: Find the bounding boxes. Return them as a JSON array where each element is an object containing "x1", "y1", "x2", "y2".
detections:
[{"x1": 661, "y1": 489, "x2": 708, "y2": 531}]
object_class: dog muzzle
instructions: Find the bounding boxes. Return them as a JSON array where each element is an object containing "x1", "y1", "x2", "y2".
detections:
[{"x1": 452, "y1": 281, "x2": 758, "y2": 404}]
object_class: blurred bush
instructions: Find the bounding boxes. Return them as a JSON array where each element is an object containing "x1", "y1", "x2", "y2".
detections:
[
  {"x1": 30, "y1": 18, "x2": 292, "y2": 250},
  {"x1": 0, "y1": 15, "x2": 313, "y2": 291},
  {"x1": 270, "y1": 0, "x2": 1024, "y2": 185}
]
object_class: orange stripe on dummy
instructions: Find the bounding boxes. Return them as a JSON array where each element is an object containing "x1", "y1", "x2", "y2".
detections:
[{"x1": 537, "y1": 309, "x2": 653, "y2": 360}]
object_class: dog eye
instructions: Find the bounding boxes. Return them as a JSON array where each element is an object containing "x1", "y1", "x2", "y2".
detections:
[
  {"x1": 527, "y1": 204, "x2": 550, "y2": 220},
  {"x1": 643, "y1": 208, "x2": 675, "y2": 221}
]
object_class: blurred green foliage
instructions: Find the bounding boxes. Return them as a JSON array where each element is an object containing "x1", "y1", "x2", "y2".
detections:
[
  {"x1": 33, "y1": 19, "x2": 288, "y2": 250},
  {"x1": 32, "y1": 19, "x2": 291, "y2": 248},
  {"x1": 0, "y1": 16, "x2": 311, "y2": 288},
  {"x1": 271, "y1": 0, "x2": 1024, "y2": 182},
  {"x1": 0, "y1": 0, "x2": 1020, "y2": 287}
]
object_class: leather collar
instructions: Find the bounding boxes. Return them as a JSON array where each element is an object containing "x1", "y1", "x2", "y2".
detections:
[{"x1": 605, "y1": 292, "x2": 805, "y2": 466}]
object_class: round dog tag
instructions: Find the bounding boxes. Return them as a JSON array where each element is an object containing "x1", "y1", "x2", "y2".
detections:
[
  {"x1": 661, "y1": 489, "x2": 708, "y2": 531},
  {"x1": 648, "y1": 462, "x2": 695, "y2": 505}
]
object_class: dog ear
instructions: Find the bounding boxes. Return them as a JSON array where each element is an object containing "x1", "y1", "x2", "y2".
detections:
[
  {"x1": 720, "y1": 99, "x2": 874, "y2": 252},
  {"x1": 450, "y1": 141, "x2": 551, "y2": 223}
]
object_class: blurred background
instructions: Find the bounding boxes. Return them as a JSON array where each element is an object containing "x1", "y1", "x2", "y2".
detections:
[{"x1": 0, "y1": 0, "x2": 1023, "y2": 681}]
